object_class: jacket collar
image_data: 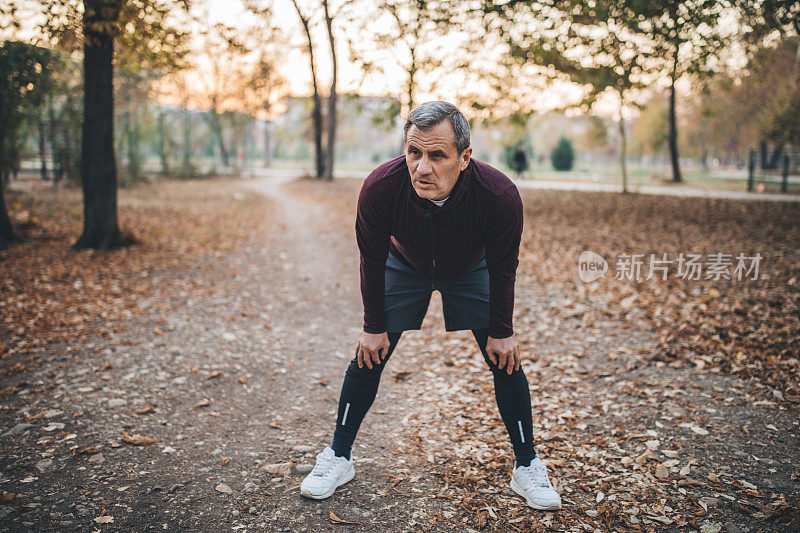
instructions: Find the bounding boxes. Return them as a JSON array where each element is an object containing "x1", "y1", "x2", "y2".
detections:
[{"x1": 404, "y1": 156, "x2": 473, "y2": 213}]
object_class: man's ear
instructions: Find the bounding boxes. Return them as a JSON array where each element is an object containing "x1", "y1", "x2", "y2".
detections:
[{"x1": 459, "y1": 147, "x2": 472, "y2": 171}]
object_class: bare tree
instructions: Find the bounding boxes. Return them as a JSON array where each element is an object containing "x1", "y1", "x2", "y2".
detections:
[
  {"x1": 242, "y1": 0, "x2": 288, "y2": 168},
  {"x1": 291, "y1": 0, "x2": 325, "y2": 179},
  {"x1": 322, "y1": 0, "x2": 336, "y2": 181},
  {"x1": 74, "y1": 0, "x2": 128, "y2": 249},
  {"x1": 344, "y1": 0, "x2": 448, "y2": 114}
]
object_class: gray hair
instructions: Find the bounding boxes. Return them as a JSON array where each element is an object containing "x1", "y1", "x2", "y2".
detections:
[{"x1": 403, "y1": 101, "x2": 470, "y2": 153}]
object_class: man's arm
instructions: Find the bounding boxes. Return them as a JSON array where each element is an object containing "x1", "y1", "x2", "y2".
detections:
[
  {"x1": 355, "y1": 177, "x2": 391, "y2": 334},
  {"x1": 484, "y1": 185, "x2": 524, "y2": 340}
]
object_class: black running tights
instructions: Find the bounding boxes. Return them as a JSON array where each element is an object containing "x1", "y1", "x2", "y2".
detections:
[{"x1": 330, "y1": 329, "x2": 536, "y2": 464}]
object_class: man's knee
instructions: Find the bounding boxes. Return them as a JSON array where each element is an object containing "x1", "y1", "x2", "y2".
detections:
[
  {"x1": 484, "y1": 358, "x2": 527, "y2": 380},
  {"x1": 345, "y1": 358, "x2": 385, "y2": 380}
]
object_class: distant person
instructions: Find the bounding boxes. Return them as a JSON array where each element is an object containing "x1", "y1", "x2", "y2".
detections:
[
  {"x1": 511, "y1": 143, "x2": 528, "y2": 179},
  {"x1": 300, "y1": 101, "x2": 561, "y2": 511}
]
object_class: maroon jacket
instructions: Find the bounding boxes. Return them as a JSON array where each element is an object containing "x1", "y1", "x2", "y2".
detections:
[{"x1": 356, "y1": 155, "x2": 523, "y2": 339}]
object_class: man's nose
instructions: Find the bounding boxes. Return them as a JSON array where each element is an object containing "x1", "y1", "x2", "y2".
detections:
[{"x1": 417, "y1": 156, "x2": 432, "y2": 175}]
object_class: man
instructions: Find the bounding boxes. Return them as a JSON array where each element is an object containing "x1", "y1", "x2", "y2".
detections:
[
  {"x1": 300, "y1": 101, "x2": 561, "y2": 511},
  {"x1": 511, "y1": 143, "x2": 528, "y2": 179}
]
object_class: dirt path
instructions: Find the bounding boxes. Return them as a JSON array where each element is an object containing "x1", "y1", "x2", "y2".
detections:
[{"x1": 1, "y1": 176, "x2": 797, "y2": 532}]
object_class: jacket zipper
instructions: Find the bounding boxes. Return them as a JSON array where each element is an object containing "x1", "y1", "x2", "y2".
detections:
[{"x1": 426, "y1": 210, "x2": 436, "y2": 287}]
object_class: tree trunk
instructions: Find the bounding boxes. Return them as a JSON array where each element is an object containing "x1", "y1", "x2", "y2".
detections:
[
  {"x1": 408, "y1": 51, "x2": 416, "y2": 111},
  {"x1": 182, "y1": 106, "x2": 192, "y2": 177},
  {"x1": 124, "y1": 78, "x2": 140, "y2": 181},
  {"x1": 292, "y1": 0, "x2": 325, "y2": 179},
  {"x1": 207, "y1": 109, "x2": 217, "y2": 174},
  {"x1": 210, "y1": 106, "x2": 229, "y2": 169},
  {"x1": 768, "y1": 144, "x2": 782, "y2": 170},
  {"x1": 264, "y1": 117, "x2": 272, "y2": 168},
  {"x1": 75, "y1": 0, "x2": 129, "y2": 250},
  {"x1": 0, "y1": 177, "x2": 17, "y2": 249},
  {"x1": 312, "y1": 93, "x2": 324, "y2": 178},
  {"x1": 668, "y1": 47, "x2": 682, "y2": 183},
  {"x1": 618, "y1": 95, "x2": 628, "y2": 194},
  {"x1": 0, "y1": 98, "x2": 15, "y2": 245},
  {"x1": 63, "y1": 97, "x2": 80, "y2": 183},
  {"x1": 47, "y1": 93, "x2": 64, "y2": 183},
  {"x1": 323, "y1": 0, "x2": 336, "y2": 182},
  {"x1": 38, "y1": 114, "x2": 49, "y2": 180},
  {"x1": 157, "y1": 111, "x2": 169, "y2": 175},
  {"x1": 700, "y1": 118, "x2": 708, "y2": 173},
  {"x1": 216, "y1": 114, "x2": 229, "y2": 168},
  {"x1": 131, "y1": 96, "x2": 141, "y2": 179}
]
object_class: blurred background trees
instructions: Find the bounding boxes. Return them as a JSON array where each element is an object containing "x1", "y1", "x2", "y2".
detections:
[
  {"x1": 1, "y1": 0, "x2": 798, "y2": 249},
  {"x1": 551, "y1": 136, "x2": 575, "y2": 171}
]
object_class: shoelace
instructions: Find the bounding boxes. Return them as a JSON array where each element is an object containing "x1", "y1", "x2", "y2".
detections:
[
  {"x1": 519, "y1": 462, "x2": 552, "y2": 488},
  {"x1": 311, "y1": 453, "x2": 339, "y2": 477}
]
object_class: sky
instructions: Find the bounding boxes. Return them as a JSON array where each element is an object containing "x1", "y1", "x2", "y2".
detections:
[
  {"x1": 199, "y1": 0, "x2": 415, "y2": 99},
  {"x1": 200, "y1": 0, "x2": 593, "y2": 115}
]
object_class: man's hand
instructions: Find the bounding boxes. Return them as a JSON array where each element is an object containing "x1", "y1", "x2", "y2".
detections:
[
  {"x1": 486, "y1": 333, "x2": 521, "y2": 374},
  {"x1": 356, "y1": 331, "x2": 390, "y2": 369}
]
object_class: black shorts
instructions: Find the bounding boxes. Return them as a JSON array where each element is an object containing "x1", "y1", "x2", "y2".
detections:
[{"x1": 384, "y1": 250, "x2": 490, "y2": 333}]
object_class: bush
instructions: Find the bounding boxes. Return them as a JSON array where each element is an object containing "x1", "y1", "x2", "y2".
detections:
[{"x1": 550, "y1": 136, "x2": 574, "y2": 171}]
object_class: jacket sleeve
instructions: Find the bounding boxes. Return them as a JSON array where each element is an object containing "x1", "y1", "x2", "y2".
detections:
[
  {"x1": 484, "y1": 185, "x2": 523, "y2": 339},
  {"x1": 355, "y1": 177, "x2": 391, "y2": 333}
]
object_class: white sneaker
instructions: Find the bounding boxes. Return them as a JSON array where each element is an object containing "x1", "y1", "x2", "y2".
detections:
[
  {"x1": 299, "y1": 447, "x2": 355, "y2": 500},
  {"x1": 510, "y1": 457, "x2": 562, "y2": 510}
]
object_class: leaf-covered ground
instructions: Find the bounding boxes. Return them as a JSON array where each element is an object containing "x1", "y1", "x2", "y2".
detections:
[
  {"x1": 0, "y1": 175, "x2": 798, "y2": 532},
  {"x1": 2, "y1": 178, "x2": 274, "y2": 357}
]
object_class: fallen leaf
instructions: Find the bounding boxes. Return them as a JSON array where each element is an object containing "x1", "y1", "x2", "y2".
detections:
[
  {"x1": 120, "y1": 430, "x2": 158, "y2": 445},
  {"x1": 132, "y1": 406, "x2": 154, "y2": 415},
  {"x1": 194, "y1": 399, "x2": 211, "y2": 408},
  {"x1": 699, "y1": 521, "x2": 722, "y2": 533},
  {"x1": 215, "y1": 483, "x2": 233, "y2": 494},
  {"x1": 94, "y1": 515, "x2": 114, "y2": 524},
  {"x1": 72, "y1": 446, "x2": 102, "y2": 458},
  {"x1": 5, "y1": 363, "x2": 25, "y2": 376},
  {"x1": 392, "y1": 371, "x2": 413, "y2": 382},
  {"x1": 329, "y1": 511, "x2": 360, "y2": 525},
  {"x1": 269, "y1": 421, "x2": 289, "y2": 430},
  {"x1": 205, "y1": 370, "x2": 222, "y2": 380}
]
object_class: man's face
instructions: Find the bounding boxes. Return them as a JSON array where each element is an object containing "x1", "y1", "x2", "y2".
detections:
[{"x1": 405, "y1": 120, "x2": 472, "y2": 201}]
